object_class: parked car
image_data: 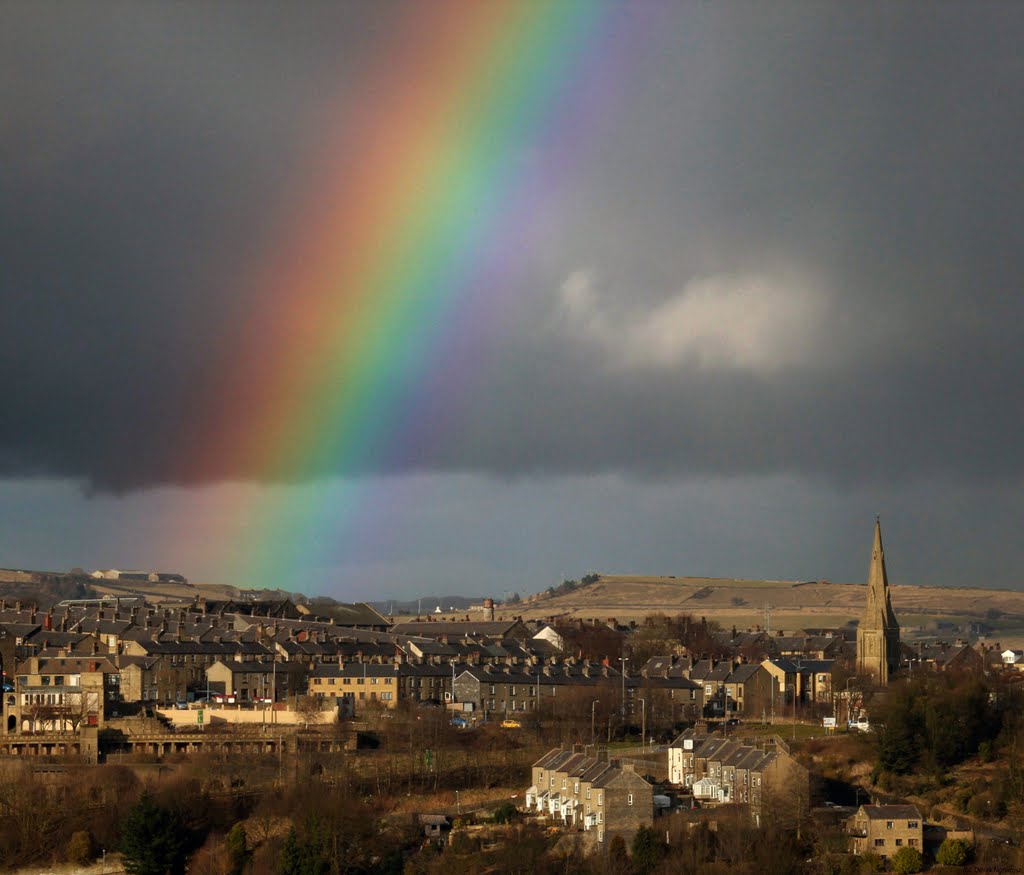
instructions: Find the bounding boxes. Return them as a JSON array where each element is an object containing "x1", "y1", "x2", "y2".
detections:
[{"x1": 501, "y1": 719, "x2": 522, "y2": 729}]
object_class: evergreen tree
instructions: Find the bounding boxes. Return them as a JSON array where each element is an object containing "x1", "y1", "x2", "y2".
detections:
[
  {"x1": 120, "y1": 792, "x2": 189, "y2": 875},
  {"x1": 278, "y1": 824, "x2": 329, "y2": 875},
  {"x1": 630, "y1": 824, "x2": 665, "y2": 874},
  {"x1": 225, "y1": 822, "x2": 248, "y2": 875}
]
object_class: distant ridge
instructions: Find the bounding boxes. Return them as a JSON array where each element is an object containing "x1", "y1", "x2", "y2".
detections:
[{"x1": 515, "y1": 574, "x2": 1024, "y2": 628}]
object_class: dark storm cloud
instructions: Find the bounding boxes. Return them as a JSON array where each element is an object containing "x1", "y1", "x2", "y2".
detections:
[{"x1": 2, "y1": 2, "x2": 1022, "y2": 491}]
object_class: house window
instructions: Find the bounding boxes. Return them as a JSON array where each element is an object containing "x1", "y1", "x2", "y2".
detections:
[
  {"x1": 886, "y1": 821, "x2": 894, "y2": 829},
  {"x1": 574, "y1": 783, "x2": 579, "y2": 794},
  {"x1": 907, "y1": 821, "x2": 918, "y2": 829},
  {"x1": 895, "y1": 839, "x2": 903, "y2": 847},
  {"x1": 874, "y1": 839, "x2": 885, "y2": 847},
  {"x1": 597, "y1": 812, "x2": 602, "y2": 823},
  {"x1": 909, "y1": 839, "x2": 918, "y2": 847},
  {"x1": 54, "y1": 676, "x2": 64, "y2": 686},
  {"x1": 586, "y1": 788, "x2": 591, "y2": 799},
  {"x1": 598, "y1": 793, "x2": 603, "y2": 805},
  {"x1": 628, "y1": 794, "x2": 634, "y2": 806}
]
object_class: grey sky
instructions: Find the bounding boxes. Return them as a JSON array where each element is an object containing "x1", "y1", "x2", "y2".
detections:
[{"x1": 1, "y1": 3, "x2": 1022, "y2": 596}]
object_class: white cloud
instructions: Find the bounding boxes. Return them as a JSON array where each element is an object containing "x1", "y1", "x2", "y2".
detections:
[{"x1": 557, "y1": 269, "x2": 832, "y2": 374}]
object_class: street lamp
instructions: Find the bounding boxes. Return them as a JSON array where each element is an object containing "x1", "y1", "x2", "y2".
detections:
[
  {"x1": 591, "y1": 699, "x2": 600, "y2": 744},
  {"x1": 786, "y1": 683, "x2": 796, "y2": 740},
  {"x1": 619, "y1": 656, "x2": 628, "y2": 720}
]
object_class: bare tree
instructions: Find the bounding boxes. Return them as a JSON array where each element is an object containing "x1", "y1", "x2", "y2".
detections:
[
  {"x1": 55, "y1": 690, "x2": 99, "y2": 732},
  {"x1": 295, "y1": 695, "x2": 324, "y2": 729}
]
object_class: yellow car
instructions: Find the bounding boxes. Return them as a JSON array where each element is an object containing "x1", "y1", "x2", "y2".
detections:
[{"x1": 501, "y1": 719, "x2": 522, "y2": 729}]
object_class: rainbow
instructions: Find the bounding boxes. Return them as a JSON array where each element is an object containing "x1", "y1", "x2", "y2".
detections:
[{"x1": 186, "y1": 0, "x2": 654, "y2": 590}]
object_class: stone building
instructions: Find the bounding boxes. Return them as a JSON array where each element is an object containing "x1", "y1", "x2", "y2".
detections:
[
  {"x1": 667, "y1": 730, "x2": 811, "y2": 825},
  {"x1": 856, "y1": 519, "x2": 901, "y2": 684},
  {"x1": 848, "y1": 804, "x2": 923, "y2": 859},
  {"x1": 527, "y1": 748, "x2": 654, "y2": 845}
]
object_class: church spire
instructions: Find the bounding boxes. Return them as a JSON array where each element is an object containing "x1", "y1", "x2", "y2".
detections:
[
  {"x1": 865, "y1": 516, "x2": 899, "y2": 629},
  {"x1": 857, "y1": 516, "x2": 901, "y2": 683}
]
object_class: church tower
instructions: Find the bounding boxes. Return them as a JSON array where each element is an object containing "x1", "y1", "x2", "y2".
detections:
[{"x1": 856, "y1": 518, "x2": 901, "y2": 684}]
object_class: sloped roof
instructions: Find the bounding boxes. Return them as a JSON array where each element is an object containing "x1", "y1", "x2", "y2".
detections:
[{"x1": 860, "y1": 804, "x2": 922, "y2": 820}]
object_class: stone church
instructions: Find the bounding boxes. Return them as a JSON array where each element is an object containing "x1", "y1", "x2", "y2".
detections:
[{"x1": 856, "y1": 518, "x2": 901, "y2": 684}]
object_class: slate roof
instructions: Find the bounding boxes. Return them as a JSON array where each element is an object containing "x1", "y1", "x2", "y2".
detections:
[{"x1": 860, "y1": 805, "x2": 922, "y2": 820}]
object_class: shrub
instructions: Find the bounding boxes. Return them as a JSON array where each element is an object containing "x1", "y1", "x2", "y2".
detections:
[
  {"x1": 890, "y1": 845, "x2": 924, "y2": 874},
  {"x1": 491, "y1": 801, "x2": 518, "y2": 824},
  {"x1": 857, "y1": 851, "x2": 885, "y2": 873},
  {"x1": 66, "y1": 830, "x2": 96, "y2": 866},
  {"x1": 935, "y1": 838, "x2": 971, "y2": 866}
]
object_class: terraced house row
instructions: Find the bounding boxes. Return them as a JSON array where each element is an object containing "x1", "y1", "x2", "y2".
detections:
[
  {"x1": 526, "y1": 749, "x2": 654, "y2": 845},
  {"x1": 667, "y1": 727, "x2": 811, "y2": 823}
]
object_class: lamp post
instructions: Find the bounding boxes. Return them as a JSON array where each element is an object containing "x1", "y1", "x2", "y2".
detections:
[
  {"x1": 591, "y1": 699, "x2": 600, "y2": 744},
  {"x1": 619, "y1": 657, "x2": 627, "y2": 719},
  {"x1": 639, "y1": 698, "x2": 646, "y2": 751},
  {"x1": 786, "y1": 683, "x2": 796, "y2": 740}
]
